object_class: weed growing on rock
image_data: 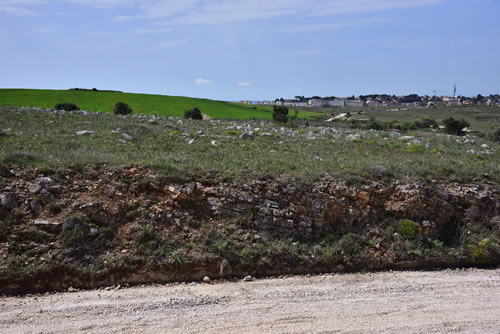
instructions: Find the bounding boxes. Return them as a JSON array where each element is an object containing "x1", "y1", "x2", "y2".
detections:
[{"x1": 396, "y1": 219, "x2": 420, "y2": 239}]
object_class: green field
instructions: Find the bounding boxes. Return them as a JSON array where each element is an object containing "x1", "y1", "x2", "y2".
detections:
[{"x1": 0, "y1": 89, "x2": 318, "y2": 120}]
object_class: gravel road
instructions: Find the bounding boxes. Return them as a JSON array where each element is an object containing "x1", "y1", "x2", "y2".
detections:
[{"x1": 1, "y1": 268, "x2": 499, "y2": 333}]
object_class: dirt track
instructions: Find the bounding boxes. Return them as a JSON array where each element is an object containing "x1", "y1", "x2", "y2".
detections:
[{"x1": 1, "y1": 268, "x2": 499, "y2": 333}]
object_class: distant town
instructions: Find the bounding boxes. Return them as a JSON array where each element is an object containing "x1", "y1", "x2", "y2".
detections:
[{"x1": 241, "y1": 93, "x2": 500, "y2": 108}]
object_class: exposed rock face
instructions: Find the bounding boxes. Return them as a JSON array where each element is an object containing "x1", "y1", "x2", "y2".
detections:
[
  {"x1": 0, "y1": 166, "x2": 498, "y2": 294},
  {"x1": 2, "y1": 167, "x2": 499, "y2": 240},
  {"x1": 159, "y1": 179, "x2": 498, "y2": 241}
]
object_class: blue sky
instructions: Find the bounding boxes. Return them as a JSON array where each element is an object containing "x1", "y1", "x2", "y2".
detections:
[{"x1": 1, "y1": 0, "x2": 499, "y2": 100}]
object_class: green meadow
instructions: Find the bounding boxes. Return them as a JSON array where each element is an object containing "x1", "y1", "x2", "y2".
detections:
[{"x1": 0, "y1": 89, "x2": 318, "y2": 120}]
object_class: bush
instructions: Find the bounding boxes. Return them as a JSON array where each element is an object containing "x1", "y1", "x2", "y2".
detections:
[
  {"x1": 367, "y1": 121, "x2": 384, "y2": 130},
  {"x1": 184, "y1": 107, "x2": 203, "y2": 120},
  {"x1": 396, "y1": 219, "x2": 420, "y2": 239},
  {"x1": 442, "y1": 117, "x2": 470, "y2": 136},
  {"x1": 401, "y1": 121, "x2": 417, "y2": 131},
  {"x1": 338, "y1": 233, "x2": 362, "y2": 258},
  {"x1": 113, "y1": 102, "x2": 133, "y2": 115},
  {"x1": 272, "y1": 106, "x2": 289, "y2": 123},
  {"x1": 61, "y1": 214, "x2": 90, "y2": 245},
  {"x1": 490, "y1": 128, "x2": 500, "y2": 143},
  {"x1": 415, "y1": 117, "x2": 438, "y2": 129},
  {"x1": 55, "y1": 103, "x2": 79, "y2": 111}
]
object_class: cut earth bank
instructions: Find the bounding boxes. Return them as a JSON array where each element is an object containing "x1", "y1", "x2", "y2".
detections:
[{"x1": 0, "y1": 166, "x2": 499, "y2": 294}]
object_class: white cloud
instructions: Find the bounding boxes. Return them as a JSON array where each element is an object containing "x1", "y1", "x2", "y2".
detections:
[
  {"x1": 237, "y1": 82, "x2": 252, "y2": 87},
  {"x1": 1, "y1": 0, "x2": 446, "y2": 23},
  {"x1": 154, "y1": 0, "x2": 445, "y2": 25},
  {"x1": 64, "y1": 0, "x2": 135, "y2": 8},
  {"x1": 282, "y1": 17, "x2": 388, "y2": 33},
  {"x1": 0, "y1": 5, "x2": 36, "y2": 15},
  {"x1": 0, "y1": 0, "x2": 47, "y2": 16},
  {"x1": 310, "y1": 0, "x2": 445, "y2": 16},
  {"x1": 194, "y1": 78, "x2": 212, "y2": 85}
]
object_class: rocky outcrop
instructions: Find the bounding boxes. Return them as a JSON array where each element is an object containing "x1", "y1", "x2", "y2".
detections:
[{"x1": 0, "y1": 166, "x2": 499, "y2": 294}]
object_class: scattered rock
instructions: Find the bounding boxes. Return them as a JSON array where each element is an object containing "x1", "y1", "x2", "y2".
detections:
[
  {"x1": 0, "y1": 193, "x2": 17, "y2": 210},
  {"x1": 220, "y1": 259, "x2": 232, "y2": 277},
  {"x1": 239, "y1": 131, "x2": 255, "y2": 140},
  {"x1": 242, "y1": 276, "x2": 255, "y2": 282},
  {"x1": 30, "y1": 200, "x2": 41, "y2": 215},
  {"x1": 122, "y1": 133, "x2": 133, "y2": 140},
  {"x1": 38, "y1": 177, "x2": 54, "y2": 188},
  {"x1": 334, "y1": 264, "x2": 345, "y2": 273},
  {"x1": 76, "y1": 130, "x2": 95, "y2": 136},
  {"x1": 203, "y1": 276, "x2": 212, "y2": 284},
  {"x1": 28, "y1": 183, "x2": 42, "y2": 194},
  {"x1": 33, "y1": 220, "x2": 62, "y2": 233}
]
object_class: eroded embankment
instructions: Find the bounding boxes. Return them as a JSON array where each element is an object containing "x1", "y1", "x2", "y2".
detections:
[{"x1": 0, "y1": 166, "x2": 499, "y2": 294}]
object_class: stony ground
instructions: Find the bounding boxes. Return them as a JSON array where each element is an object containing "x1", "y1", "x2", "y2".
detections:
[{"x1": 1, "y1": 268, "x2": 499, "y2": 333}]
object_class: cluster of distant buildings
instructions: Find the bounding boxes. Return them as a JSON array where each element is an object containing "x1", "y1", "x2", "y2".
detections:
[{"x1": 241, "y1": 94, "x2": 500, "y2": 108}]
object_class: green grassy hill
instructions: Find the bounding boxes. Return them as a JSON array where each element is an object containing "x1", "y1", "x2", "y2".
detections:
[{"x1": 0, "y1": 89, "x2": 317, "y2": 120}]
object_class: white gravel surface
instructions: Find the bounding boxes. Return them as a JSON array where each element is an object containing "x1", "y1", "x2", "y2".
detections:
[{"x1": 1, "y1": 268, "x2": 499, "y2": 333}]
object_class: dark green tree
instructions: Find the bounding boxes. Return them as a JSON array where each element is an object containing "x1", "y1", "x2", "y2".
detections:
[
  {"x1": 184, "y1": 107, "x2": 203, "y2": 120},
  {"x1": 272, "y1": 105, "x2": 289, "y2": 123},
  {"x1": 113, "y1": 102, "x2": 133, "y2": 115},
  {"x1": 442, "y1": 117, "x2": 470, "y2": 136},
  {"x1": 55, "y1": 103, "x2": 79, "y2": 111}
]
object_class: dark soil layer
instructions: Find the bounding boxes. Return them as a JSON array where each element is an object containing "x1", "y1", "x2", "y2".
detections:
[{"x1": 1, "y1": 166, "x2": 499, "y2": 294}]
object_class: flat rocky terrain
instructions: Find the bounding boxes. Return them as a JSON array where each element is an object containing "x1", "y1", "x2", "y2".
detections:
[{"x1": 1, "y1": 268, "x2": 499, "y2": 333}]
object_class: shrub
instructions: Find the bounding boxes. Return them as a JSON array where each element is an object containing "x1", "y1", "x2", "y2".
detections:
[
  {"x1": 490, "y1": 128, "x2": 500, "y2": 143},
  {"x1": 55, "y1": 103, "x2": 79, "y2": 111},
  {"x1": 384, "y1": 120, "x2": 398, "y2": 129},
  {"x1": 396, "y1": 219, "x2": 419, "y2": 239},
  {"x1": 442, "y1": 117, "x2": 470, "y2": 136},
  {"x1": 367, "y1": 121, "x2": 384, "y2": 130},
  {"x1": 61, "y1": 214, "x2": 90, "y2": 245},
  {"x1": 272, "y1": 106, "x2": 289, "y2": 123},
  {"x1": 338, "y1": 233, "x2": 362, "y2": 258},
  {"x1": 401, "y1": 121, "x2": 417, "y2": 131},
  {"x1": 113, "y1": 102, "x2": 133, "y2": 115},
  {"x1": 184, "y1": 107, "x2": 203, "y2": 120},
  {"x1": 415, "y1": 117, "x2": 438, "y2": 129}
]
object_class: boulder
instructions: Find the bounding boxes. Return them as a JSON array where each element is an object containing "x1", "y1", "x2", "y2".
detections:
[
  {"x1": 220, "y1": 259, "x2": 232, "y2": 277},
  {"x1": 0, "y1": 193, "x2": 17, "y2": 210}
]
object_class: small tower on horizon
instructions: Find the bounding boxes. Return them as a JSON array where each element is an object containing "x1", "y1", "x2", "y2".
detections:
[{"x1": 453, "y1": 82, "x2": 457, "y2": 97}]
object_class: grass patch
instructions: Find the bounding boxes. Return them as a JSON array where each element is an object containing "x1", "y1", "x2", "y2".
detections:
[{"x1": 0, "y1": 107, "x2": 498, "y2": 184}]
